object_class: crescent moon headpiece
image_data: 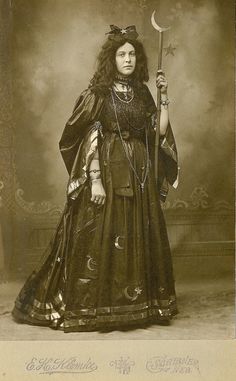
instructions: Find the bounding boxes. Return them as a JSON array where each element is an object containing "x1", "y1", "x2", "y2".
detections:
[{"x1": 106, "y1": 25, "x2": 139, "y2": 41}]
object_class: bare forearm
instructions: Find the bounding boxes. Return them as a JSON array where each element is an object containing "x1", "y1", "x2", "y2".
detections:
[
  {"x1": 89, "y1": 149, "x2": 106, "y2": 205},
  {"x1": 156, "y1": 70, "x2": 170, "y2": 136},
  {"x1": 89, "y1": 150, "x2": 100, "y2": 173},
  {"x1": 160, "y1": 93, "x2": 169, "y2": 136}
]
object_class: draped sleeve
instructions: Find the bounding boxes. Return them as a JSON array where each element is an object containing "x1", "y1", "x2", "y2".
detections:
[
  {"x1": 59, "y1": 88, "x2": 105, "y2": 200},
  {"x1": 142, "y1": 84, "x2": 179, "y2": 201}
]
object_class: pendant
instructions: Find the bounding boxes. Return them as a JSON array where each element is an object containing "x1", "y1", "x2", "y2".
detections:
[{"x1": 140, "y1": 183, "x2": 144, "y2": 192}]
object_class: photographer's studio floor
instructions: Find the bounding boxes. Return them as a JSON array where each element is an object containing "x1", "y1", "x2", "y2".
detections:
[{"x1": 0, "y1": 277, "x2": 234, "y2": 341}]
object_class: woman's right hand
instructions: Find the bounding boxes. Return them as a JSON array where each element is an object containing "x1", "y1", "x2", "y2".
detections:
[{"x1": 91, "y1": 179, "x2": 106, "y2": 205}]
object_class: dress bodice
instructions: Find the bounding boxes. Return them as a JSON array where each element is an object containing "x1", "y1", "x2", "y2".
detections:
[{"x1": 100, "y1": 88, "x2": 148, "y2": 141}]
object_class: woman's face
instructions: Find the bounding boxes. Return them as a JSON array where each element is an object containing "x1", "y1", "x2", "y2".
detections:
[{"x1": 115, "y1": 42, "x2": 136, "y2": 77}]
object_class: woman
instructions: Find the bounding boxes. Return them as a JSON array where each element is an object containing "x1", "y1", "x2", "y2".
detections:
[{"x1": 12, "y1": 25, "x2": 178, "y2": 332}]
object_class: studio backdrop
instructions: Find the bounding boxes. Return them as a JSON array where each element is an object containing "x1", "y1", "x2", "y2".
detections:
[{"x1": 0, "y1": 0, "x2": 234, "y2": 280}]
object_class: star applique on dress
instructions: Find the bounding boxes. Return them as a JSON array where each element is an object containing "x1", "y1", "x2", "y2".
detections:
[{"x1": 134, "y1": 287, "x2": 142, "y2": 295}]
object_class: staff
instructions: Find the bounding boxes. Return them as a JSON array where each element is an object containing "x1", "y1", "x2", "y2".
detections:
[{"x1": 151, "y1": 11, "x2": 170, "y2": 184}]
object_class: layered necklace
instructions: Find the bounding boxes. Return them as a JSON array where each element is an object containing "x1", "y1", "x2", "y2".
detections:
[
  {"x1": 113, "y1": 74, "x2": 134, "y2": 103},
  {"x1": 110, "y1": 88, "x2": 150, "y2": 192}
]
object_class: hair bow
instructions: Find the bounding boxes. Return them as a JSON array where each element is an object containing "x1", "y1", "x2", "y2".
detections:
[{"x1": 106, "y1": 25, "x2": 139, "y2": 41}]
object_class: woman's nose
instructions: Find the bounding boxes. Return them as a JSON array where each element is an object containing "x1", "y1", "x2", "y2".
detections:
[{"x1": 125, "y1": 55, "x2": 131, "y2": 62}]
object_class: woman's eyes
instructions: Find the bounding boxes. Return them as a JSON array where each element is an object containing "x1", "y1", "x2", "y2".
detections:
[{"x1": 117, "y1": 52, "x2": 136, "y2": 57}]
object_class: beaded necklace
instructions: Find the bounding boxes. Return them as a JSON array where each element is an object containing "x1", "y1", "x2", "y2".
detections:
[
  {"x1": 113, "y1": 74, "x2": 134, "y2": 102},
  {"x1": 113, "y1": 86, "x2": 134, "y2": 103}
]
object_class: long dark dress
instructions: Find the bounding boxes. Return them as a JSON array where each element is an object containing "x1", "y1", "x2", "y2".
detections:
[{"x1": 12, "y1": 84, "x2": 179, "y2": 332}]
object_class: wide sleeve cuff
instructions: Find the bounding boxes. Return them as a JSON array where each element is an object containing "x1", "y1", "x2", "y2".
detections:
[{"x1": 67, "y1": 121, "x2": 103, "y2": 200}]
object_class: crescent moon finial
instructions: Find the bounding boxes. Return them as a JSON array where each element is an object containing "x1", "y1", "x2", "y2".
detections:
[{"x1": 151, "y1": 10, "x2": 170, "y2": 32}]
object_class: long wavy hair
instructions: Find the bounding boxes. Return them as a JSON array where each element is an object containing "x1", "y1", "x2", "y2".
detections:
[{"x1": 89, "y1": 38, "x2": 149, "y2": 95}]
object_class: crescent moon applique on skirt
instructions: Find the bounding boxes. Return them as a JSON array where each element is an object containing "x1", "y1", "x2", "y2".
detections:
[{"x1": 114, "y1": 235, "x2": 125, "y2": 250}]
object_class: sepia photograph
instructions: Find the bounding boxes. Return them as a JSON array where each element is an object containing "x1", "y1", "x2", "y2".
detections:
[{"x1": 0, "y1": 0, "x2": 235, "y2": 379}]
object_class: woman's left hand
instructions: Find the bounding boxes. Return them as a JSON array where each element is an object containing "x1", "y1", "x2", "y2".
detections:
[{"x1": 156, "y1": 69, "x2": 168, "y2": 94}]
